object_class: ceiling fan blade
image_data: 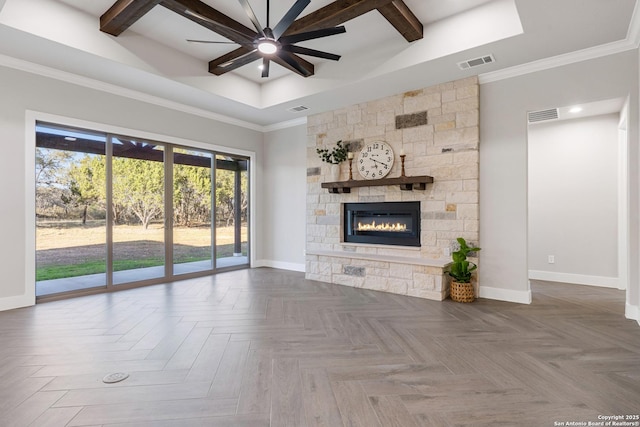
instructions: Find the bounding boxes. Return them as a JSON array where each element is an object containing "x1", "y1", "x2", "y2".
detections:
[
  {"x1": 275, "y1": 50, "x2": 313, "y2": 77},
  {"x1": 281, "y1": 45, "x2": 341, "y2": 61},
  {"x1": 237, "y1": 0, "x2": 266, "y2": 38},
  {"x1": 279, "y1": 26, "x2": 346, "y2": 44},
  {"x1": 187, "y1": 39, "x2": 250, "y2": 45},
  {"x1": 261, "y1": 57, "x2": 270, "y2": 78},
  {"x1": 272, "y1": 0, "x2": 310, "y2": 40}
]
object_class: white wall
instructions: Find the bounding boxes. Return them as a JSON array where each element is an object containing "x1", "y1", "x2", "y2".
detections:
[
  {"x1": 635, "y1": 48, "x2": 640, "y2": 323},
  {"x1": 3, "y1": 48, "x2": 639, "y2": 323},
  {"x1": 0, "y1": 64, "x2": 264, "y2": 311},
  {"x1": 259, "y1": 124, "x2": 307, "y2": 271},
  {"x1": 480, "y1": 50, "x2": 639, "y2": 314},
  {"x1": 528, "y1": 114, "x2": 619, "y2": 285}
]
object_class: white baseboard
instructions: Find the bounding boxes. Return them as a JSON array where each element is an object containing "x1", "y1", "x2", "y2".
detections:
[
  {"x1": 626, "y1": 303, "x2": 640, "y2": 325},
  {"x1": 528, "y1": 270, "x2": 619, "y2": 289},
  {"x1": 479, "y1": 286, "x2": 532, "y2": 304},
  {"x1": 254, "y1": 259, "x2": 305, "y2": 273},
  {"x1": 0, "y1": 293, "x2": 35, "y2": 312}
]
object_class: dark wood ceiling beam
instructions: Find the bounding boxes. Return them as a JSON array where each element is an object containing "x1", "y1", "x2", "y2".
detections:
[
  {"x1": 160, "y1": 0, "x2": 256, "y2": 45},
  {"x1": 100, "y1": 0, "x2": 422, "y2": 77},
  {"x1": 209, "y1": 47, "x2": 258, "y2": 75},
  {"x1": 284, "y1": 0, "x2": 395, "y2": 35},
  {"x1": 377, "y1": 0, "x2": 423, "y2": 42},
  {"x1": 100, "y1": 0, "x2": 162, "y2": 36}
]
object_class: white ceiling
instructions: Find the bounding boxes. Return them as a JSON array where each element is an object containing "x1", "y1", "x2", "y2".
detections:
[{"x1": 0, "y1": 0, "x2": 637, "y2": 128}]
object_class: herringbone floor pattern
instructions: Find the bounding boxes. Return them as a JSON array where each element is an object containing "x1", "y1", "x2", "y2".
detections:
[{"x1": 0, "y1": 268, "x2": 638, "y2": 426}]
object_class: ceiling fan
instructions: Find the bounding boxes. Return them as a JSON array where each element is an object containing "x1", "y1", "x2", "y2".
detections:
[{"x1": 186, "y1": 0, "x2": 346, "y2": 78}]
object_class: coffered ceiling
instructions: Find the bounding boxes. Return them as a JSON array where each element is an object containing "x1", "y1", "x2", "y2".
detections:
[{"x1": 0, "y1": 0, "x2": 637, "y2": 127}]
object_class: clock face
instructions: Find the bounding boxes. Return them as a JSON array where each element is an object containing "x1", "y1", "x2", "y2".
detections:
[{"x1": 357, "y1": 141, "x2": 394, "y2": 180}]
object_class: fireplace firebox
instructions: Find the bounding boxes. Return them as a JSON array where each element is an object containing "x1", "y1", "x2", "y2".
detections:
[{"x1": 343, "y1": 202, "x2": 420, "y2": 247}]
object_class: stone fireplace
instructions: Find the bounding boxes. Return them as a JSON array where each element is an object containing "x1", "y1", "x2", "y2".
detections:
[
  {"x1": 344, "y1": 201, "x2": 420, "y2": 247},
  {"x1": 305, "y1": 77, "x2": 479, "y2": 301}
]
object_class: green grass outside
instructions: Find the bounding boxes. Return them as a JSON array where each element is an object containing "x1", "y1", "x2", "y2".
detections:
[{"x1": 36, "y1": 249, "x2": 248, "y2": 281}]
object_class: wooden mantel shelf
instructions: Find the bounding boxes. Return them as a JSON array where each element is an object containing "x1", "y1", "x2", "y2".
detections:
[{"x1": 321, "y1": 175, "x2": 434, "y2": 193}]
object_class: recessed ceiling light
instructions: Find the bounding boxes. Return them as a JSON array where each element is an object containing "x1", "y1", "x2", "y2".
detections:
[{"x1": 569, "y1": 106, "x2": 583, "y2": 113}]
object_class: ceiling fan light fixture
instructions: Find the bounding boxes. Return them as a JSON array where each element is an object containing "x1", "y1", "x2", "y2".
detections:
[{"x1": 257, "y1": 39, "x2": 278, "y2": 54}]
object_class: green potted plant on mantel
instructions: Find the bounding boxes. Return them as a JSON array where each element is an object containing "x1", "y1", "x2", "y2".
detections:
[
  {"x1": 447, "y1": 237, "x2": 481, "y2": 303},
  {"x1": 316, "y1": 140, "x2": 350, "y2": 182}
]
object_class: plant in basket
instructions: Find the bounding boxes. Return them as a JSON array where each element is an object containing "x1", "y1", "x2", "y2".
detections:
[{"x1": 447, "y1": 237, "x2": 481, "y2": 303}]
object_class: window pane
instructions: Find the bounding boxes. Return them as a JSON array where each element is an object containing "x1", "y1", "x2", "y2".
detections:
[
  {"x1": 111, "y1": 137, "x2": 165, "y2": 285},
  {"x1": 35, "y1": 123, "x2": 107, "y2": 296},
  {"x1": 215, "y1": 154, "x2": 249, "y2": 269},
  {"x1": 173, "y1": 147, "x2": 213, "y2": 275}
]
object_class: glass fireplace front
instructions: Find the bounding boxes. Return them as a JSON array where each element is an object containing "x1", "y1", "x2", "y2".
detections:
[{"x1": 344, "y1": 202, "x2": 420, "y2": 247}]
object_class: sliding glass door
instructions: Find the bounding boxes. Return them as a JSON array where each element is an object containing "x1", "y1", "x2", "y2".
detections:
[
  {"x1": 112, "y1": 136, "x2": 166, "y2": 285},
  {"x1": 35, "y1": 122, "x2": 249, "y2": 298},
  {"x1": 172, "y1": 147, "x2": 213, "y2": 275},
  {"x1": 215, "y1": 154, "x2": 249, "y2": 269},
  {"x1": 35, "y1": 125, "x2": 107, "y2": 296}
]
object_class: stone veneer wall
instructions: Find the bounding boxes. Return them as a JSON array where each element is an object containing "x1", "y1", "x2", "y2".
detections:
[{"x1": 305, "y1": 77, "x2": 479, "y2": 300}]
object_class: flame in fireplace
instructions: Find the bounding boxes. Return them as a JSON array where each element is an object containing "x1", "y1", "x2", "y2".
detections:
[{"x1": 356, "y1": 221, "x2": 407, "y2": 232}]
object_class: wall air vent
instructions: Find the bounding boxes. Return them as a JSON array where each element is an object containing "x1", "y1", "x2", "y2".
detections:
[
  {"x1": 528, "y1": 108, "x2": 559, "y2": 123},
  {"x1": 287, "y1": 105, "x2": 309, "y2": 113},
  {"x1": 457, "y1": 54, "x2": 495, "y2": 70}
]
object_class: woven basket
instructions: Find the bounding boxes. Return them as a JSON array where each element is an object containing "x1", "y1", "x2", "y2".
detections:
[{"x1": 450, "y1": 281, "x2": 475, "y2": 303}]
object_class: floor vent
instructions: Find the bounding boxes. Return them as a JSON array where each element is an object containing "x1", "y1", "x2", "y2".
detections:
[
  {"x1": 528, "y1": 108, "x2": 559, "y2": 123},
  {"x1": 103, "y1": 372, "x2": 129, "y2": 384},
  {"x1": 457, "y1": 54, "x2": 495, "y2": 70},
  {"x1": 287, "y1": 105, "x2": 309, "y2": 113}
]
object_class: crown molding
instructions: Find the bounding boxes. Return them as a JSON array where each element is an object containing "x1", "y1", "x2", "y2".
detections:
[
  {"x1": 5, "y1": 0, "x2": 639, "y2": 131},
  {"x1": 479, "y1": 38, "x2": 637, "y2": 85},
  {"x1": 0, "y1": 54, "x2": 266, "y2": 132},
  {"x1": 480, "y1": 2, "x2": 640, "y2": 84},
  {"x1": 628, "y1": 0, "x2": 640, "y2": 48},
  {"x1": 263, "y1": 117, "x2": 307, "y2": 132}
]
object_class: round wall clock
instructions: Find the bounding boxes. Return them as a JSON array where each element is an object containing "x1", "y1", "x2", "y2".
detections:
[{"x1": 357, "y1": 141, "x2": 394, "y2": 180}]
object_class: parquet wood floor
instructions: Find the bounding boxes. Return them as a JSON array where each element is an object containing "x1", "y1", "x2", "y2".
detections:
[{"x1": 0, "y1": 269, "x2": 638, "y2": 426}]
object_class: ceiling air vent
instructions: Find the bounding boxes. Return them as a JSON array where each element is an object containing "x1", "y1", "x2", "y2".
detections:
[
  {"x1": 457, "y1": 54, "x2": 495, "y2": 70},
  {"x1": 287, "y1": 105, "x2": 309, "y2": 113},
  {"x1": 528, "y1": 108, "x2": 559, "y2": 123}
]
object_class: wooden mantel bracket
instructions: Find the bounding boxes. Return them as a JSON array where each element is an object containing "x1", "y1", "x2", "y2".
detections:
[{"x1": 321, "y1": 175, "x2": 433, "y2": 193}]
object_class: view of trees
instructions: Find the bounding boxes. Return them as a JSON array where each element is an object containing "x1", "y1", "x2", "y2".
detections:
[{"x1": 35, "y1": 147, "x2": 248, "y2": 229}]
